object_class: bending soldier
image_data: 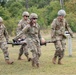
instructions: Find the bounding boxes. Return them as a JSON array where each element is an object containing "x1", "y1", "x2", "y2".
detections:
[
  {"x1": 16, "y1": 11, "x2": 31, "y2": 61},
  {"x1": 51, "y1": 9, "x2": 73, "y2": 64},
  {"x1": 13, "y1": 13, "x2": 42, "y2": 67},
  {"x1": 0, "y1": 17, "x2": 13, "y2": 64}
]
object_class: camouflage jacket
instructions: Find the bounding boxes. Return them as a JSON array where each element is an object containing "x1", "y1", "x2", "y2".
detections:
[
  {"x1": 16, "y1": 19, "x2": 30, "y2": 39},
  {"x1": 14, "y1": 23, "x2": 41, "y2": 42},
  {"x1": 51, "y1": 18, "x2": 73, "y2": 41},
  {"x1": 0, "y1": 24, "x2": 9, "y2": 42}
]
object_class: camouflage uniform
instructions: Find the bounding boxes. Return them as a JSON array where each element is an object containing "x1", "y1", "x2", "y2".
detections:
[
  {"x1": 0, "y1": 17, "x2": 13, "y2": 64},
  {"x1": 14, "y1": 22, "x2": 41, "y2": 67},
  {"x1": 51, "y1": 17, "x2": 73, "y2": 64},
  {"x1": 16, "y1": 11, "x2": 30, "y2": 60},
  {"x1": 0, "y1": 23, "x2": 9, "y2": 60},
  {"x1": 17, "y1": 18, "x2": 30, "y2": 60}
]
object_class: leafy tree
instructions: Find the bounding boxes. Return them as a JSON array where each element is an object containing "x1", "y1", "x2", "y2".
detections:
[
  {"x1": 0, "y1": 0, "x2": 7, "y2": 7},
  {"x1": 4, "y1": 18, "x2": 17, "y2": 36},
  {"x1": 44, "y1": 1, "x2": 60, "y2": 26},
  {"x1": 0, "y1": 6, "x2": 10, "y2": 20},
  {"x1": 8, "y1": 2, "x2": 23, "y2": 17},
  {"x1": 0, "y1": 0, "x2": 76, "y2": 36}
]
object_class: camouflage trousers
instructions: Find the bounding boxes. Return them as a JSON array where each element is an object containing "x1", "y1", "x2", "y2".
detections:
[
  {"x1": 22, "y1": 38, "x2": 41, "y2": 64},
  {"x1": 54, "y1": 39, "x2": 66, "y2": 59},
  {"x1": 0, "y1": 42, "x2": 9, "y2": 60},
  {"x1": 30, "y1": 40, "x2": 41, "y2": 65},
  {"x1": 19, "y1": 44, "x2": 29, "y2": 57},
  {"x1": 20, "y1": 38, "x2": 41, "y2": 64}
]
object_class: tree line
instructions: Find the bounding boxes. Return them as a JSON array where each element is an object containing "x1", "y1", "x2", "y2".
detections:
[{"x1": 0, "y1": 0, "x2": 76, "y2": 36}]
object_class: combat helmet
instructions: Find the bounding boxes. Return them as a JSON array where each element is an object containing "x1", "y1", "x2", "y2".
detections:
[
  {"x1": 0, "y1": 17, "x2": 3, "y2": 22},
  {"x1": 29, "y1": 13, "x2": 38, "y2": 19},
  {"x1": 22, "y1": 11, "x2": 29, "y2": 17},
  {"x1": 58, "y1": 9, "x2": 66, "y2": 16}
]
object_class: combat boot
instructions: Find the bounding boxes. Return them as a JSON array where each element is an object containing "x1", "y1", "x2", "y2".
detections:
[
  {"x1": 18, "y1": 56, "x2": 23, "y2": 60},
  {"x1": 58, "y1": 59, "x2": 62, "y2": 65},
  {"x1": 36, "y1": 63, "x2": 39, "y2": 68},
  {"x1": 5, "y1": 59, "x2": 14, "y2": 64},
  {"x1": 28, "y1": 58, "x2": 32, "y2": 62},
  {"x1": 18, "y1": 54, "x2": 23, "y2": 60},
  {"x1": 52, "y1": 57, "x2": 57, "y2": 64}
]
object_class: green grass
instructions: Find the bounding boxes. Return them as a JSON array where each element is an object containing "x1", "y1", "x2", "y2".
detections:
[{"x1": 0, "y1": 35, "x2": 76, "y2": 75}]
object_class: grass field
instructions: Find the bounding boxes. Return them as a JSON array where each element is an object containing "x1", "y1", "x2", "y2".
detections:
[{"x1": 0, "y1": 33, "x2": 76, "y2": 75}]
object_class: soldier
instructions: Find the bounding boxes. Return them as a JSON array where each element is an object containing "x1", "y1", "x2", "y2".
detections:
[
  {"x1": 51, "y1": 9, "x2": 73, "y2": 64},
  {"x1": 0, "y1": 17, "x2": 13, "y2": 64},
  {"x1": 16, "y1": 11, "x2": 30, "y2": 61},
  {"x1": 13, "y1": 13, "x2": 42, "y2": 67}
]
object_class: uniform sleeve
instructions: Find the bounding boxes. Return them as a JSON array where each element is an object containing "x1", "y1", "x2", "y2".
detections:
[
  {"x1": 51, "y1": 19, "x2": 56, "y2": 38},
  {"x1": 38, "y1": 26, "x2": 42, "y2": 40},
  {"x1": 4, "y1": 26, "x2": 9, "y2": 41},
  {"x1": 14, "y1": 25, "x2": 30, "y2": 40},
  {"x1": 65, "y1": 21, "x2": 73, "y2": 37},
  {"x1": 16, "y1": 20, "x2": 22, "y2": 35}
]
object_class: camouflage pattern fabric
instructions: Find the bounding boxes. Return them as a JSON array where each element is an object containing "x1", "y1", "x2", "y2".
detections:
[
  {"x1": 51, "y1": 18, "x2": 73, "y2": 59},
  {"x1": 0, "y1": 24, "x2": 9, "y2": 60},
  {"x1": 14, "y1": 23, "x2": 41, "y2": 65},
  {"x1": 16, "y1": 19, "x2": 30, "y2": 58},
  {"x1": 16, "y1": 19, "x2": 30, "y2": 39}
]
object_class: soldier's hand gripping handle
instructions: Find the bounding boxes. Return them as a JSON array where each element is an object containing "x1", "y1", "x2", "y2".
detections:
[
  {"x1": 40, "y1": 38, "x2": 46, "y2": 46},
  {"x1": 12, "y1": 39, "x2": 17, "y2": 43},
  {"x1": 40, "y1": 42, "x2": 46, "y2": 46}
]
